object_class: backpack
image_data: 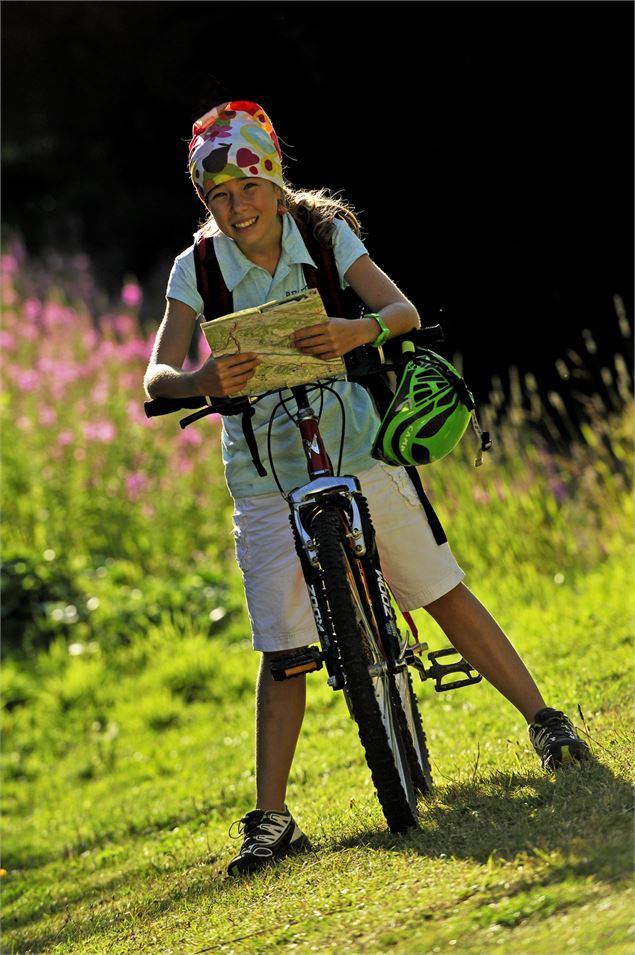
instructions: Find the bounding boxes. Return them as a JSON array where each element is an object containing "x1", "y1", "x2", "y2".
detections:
[{"x1": 192, "y1": 216, "x2": 448, "y2": 545}]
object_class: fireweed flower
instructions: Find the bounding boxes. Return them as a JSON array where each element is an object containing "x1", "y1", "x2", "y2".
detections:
[
  {"x1": 0, "y1": 254, "x2": 19, "y2": 275},
  {"x1": 82, "y1": 420, "x2": 117, "y2": 443},
  {"x1": 125, "y1": 471, "x2": 149, "y2": 501},
  {"x1": 121, "y1": 282, "x2": 143, "y2": 309},
  {"x1": 112, "y1": 314, "x2": 136, "y2": 338},
  {"x1": 178, "y1": 428, "x2": 204, "y2": 447},
  {"x1": 0, "y1": 330, "x2": 16, "y2": 351},
  {"x1": 38, "y1": 406, "x2": 57, "y2": 427},
  {"x1": 126, "y1": 400, "x2": 152, "y2": 427},
  {"x1": 13, "y1": 370, "x2": 38, "y2": 391}
]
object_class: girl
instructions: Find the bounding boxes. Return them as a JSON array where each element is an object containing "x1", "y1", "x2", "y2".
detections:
[{"x1": 144, "y1": 101, "x2": 589, "y2": 877}]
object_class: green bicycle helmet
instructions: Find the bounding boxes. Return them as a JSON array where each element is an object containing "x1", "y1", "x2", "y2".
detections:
[{"x1": 371, "y1": 342, "x2": 476, "y2": 467}]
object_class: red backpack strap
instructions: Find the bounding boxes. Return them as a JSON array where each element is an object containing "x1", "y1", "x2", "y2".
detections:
[
  {"x1": 191, "y1": 233, "x2": 267, "y2": 477},
  {"x1": 193, "y1": 233, "x2": 232, "y2": 321},
  {"x1": 293, "y1": 217, "x2": 361, "y2": 320},
  {"x1": 294, "y1": 216, "x2": 447, "y2": 545}
]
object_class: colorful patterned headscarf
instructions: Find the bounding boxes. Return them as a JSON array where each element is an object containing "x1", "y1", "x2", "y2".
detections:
[{"x1": 188, "y1": 100, "x2": 284, "y2": 203}]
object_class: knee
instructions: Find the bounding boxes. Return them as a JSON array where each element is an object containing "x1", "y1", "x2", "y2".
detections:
[{"x1": 425, "y1": 582, "x2": 464, "y2": 612}]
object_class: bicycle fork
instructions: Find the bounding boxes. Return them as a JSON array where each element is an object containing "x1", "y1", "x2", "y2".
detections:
[{"x1": 270, "y1": 386, "x2": 482, "y2": 695}]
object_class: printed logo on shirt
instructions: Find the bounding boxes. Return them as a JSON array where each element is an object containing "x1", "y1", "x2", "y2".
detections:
[{"x1": 285, "y1": 284, "x2": 309, "y2": 297}]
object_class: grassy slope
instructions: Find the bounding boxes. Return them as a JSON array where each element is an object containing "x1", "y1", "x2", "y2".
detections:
[
  {"x1": 3, "y1": 545, "x2": 633, "y2": 955},
  {"x1": 2, "y1": 267, "x2": 633, "y2": 953}
]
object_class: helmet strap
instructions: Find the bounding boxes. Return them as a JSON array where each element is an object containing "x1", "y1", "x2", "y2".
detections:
[{"x1": 470, "y1": 412, "x2": 492, "y2": 467}]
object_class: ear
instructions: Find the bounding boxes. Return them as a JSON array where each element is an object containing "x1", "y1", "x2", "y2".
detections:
[{"x1": 276, "y1": 188, "x2": 288, "y2": 215}]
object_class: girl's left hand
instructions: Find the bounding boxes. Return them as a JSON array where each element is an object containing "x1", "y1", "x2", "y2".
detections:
[{"x1": 291, "y1": 317, "x2": 374, "y2": 360}]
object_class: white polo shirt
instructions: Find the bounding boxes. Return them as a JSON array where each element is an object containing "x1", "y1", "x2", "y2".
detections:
[{"x1": 166, "y1": 215, "x2": 381, "y2": 498}]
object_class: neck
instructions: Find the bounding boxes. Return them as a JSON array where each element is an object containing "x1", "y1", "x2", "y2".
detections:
[
  {"x1": 243, "y1": 246, "x2": 281, "y2": 276},
  {"x1": 237, "y1": 216, "x2": 284, "y2": 276}
]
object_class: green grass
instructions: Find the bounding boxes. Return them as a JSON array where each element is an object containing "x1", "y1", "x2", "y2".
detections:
[
  {"x1": 3, "y1": 547, "x2": 633, "y2": 955},
  {"x1": 1, "y1": 260, "x2": 633, "y2": 953}
]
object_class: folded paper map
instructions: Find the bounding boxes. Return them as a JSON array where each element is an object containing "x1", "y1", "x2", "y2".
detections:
[{"x1": 200, "y1": 288, "x2": 346, "y2": 397}]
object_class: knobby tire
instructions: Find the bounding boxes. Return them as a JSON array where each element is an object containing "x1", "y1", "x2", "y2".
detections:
[
  {"x1": 311, "y1": 508, "x2": 419, "y2": 833},
  {"x1": 394, "y1": 669, "x2": 434, "y2": 796}
]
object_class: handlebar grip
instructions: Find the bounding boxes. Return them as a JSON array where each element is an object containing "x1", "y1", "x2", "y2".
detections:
[
  {"x1": 144, "y1": 396, "x2": 208, "y2": 418},
  {"x1": 412, "y1": 324, "x2": 444, "y2": 345}
]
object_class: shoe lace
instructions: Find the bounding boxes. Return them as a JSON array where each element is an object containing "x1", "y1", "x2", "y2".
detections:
[
  {"x1": 229, "y1": 809, "x2": 289, "y2": 844},
  {"x1": 533, "y1": 709, "x2": 574, "y2": 743}
]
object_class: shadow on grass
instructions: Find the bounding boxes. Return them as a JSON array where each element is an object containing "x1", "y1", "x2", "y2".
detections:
[
  {"x1": 6, "y1": 760, "x2": 632, "y2": 952},
  {"x1": 332, "y1": 758, "x2": 633, "y2": 884}
]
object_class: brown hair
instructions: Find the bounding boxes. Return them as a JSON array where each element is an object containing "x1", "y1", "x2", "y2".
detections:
[
  {"x1": 197, "y1": 183, "x2": 362, "y2": 246},
  {"x1": 282, "y1": 186, "x2": 362, "y2": 245}
]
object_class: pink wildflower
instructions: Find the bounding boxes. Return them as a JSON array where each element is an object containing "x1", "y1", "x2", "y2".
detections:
[
  {"x1": 0, "y1": 254, "x2": 18, "y2": 275},
  {"x1": 174, "y1": 456, "x2": 194, "y2": 475},
  {"x1": 121, "y1": 282, "x2": 143, "y2": 309},
  {"x1": 14, "y1": 370, "x2": 39, "y2": 391},
  {"x1": 82, "y1": 420, "x2": 117, "y2": 443},
  {"x1": 112, "y1": 314, "x2": 135, "y2": 337},
  {"x1": 39, "y1": 406, "x2": 57, "y2": 427},
  {"x1": 126, "y1": 400, "x2": 152, "y2": 426},
  {"x1": 178, "y1": 427, "x2": 204, "y2": 447},
  {"x1": 23, "y1": 299, "x2": 42, "y2": 322},
  {"x1": 125, "y1": 471, "x2": 149, "y2": 501}
]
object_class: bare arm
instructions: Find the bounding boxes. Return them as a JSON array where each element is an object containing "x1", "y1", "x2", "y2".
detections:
[
  {"x1": 144, "y1": 298, "x2": 261, "y2": 399},
  {"x1": 291, "y1": 254, "x2": 420, "y2": 359}
]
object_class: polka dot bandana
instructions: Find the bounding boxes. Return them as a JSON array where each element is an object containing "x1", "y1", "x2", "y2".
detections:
[{"x1": 189, "y1": 100, "x2": 284, "y2": 202}]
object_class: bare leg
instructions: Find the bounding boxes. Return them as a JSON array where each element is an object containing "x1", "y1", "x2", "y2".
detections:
[
  {"x1": 255, "y1": 651, "x2": 307, "y2": 811},
  {"x1": 425, "y1": 583, "x2": 546, "y2": 723}
]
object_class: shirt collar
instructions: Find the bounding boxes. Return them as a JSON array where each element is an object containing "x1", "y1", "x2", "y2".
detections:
[{"x1": 212, "y1": 214, "x2": 317, "y2": 292}]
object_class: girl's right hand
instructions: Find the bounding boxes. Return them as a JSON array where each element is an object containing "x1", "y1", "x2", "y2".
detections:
[{"x1": 193, "y1": 353, "x2": 261, "y2": 397}]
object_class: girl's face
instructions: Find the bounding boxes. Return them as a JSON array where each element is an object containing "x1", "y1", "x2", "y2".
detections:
[{"x1": 206, "y1": 178, "x2": 282, "y2": 252}]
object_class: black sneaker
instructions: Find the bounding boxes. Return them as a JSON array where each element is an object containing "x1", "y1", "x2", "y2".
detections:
[
  {"x1": 227, "y1": 808, "x2": 312, "y2": 876},
  {"x1": 529, "y1": 707, "x2": 591, "y2": 770}
]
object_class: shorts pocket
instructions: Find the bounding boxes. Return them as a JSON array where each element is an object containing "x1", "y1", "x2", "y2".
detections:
[
  {"x1": 385, "y1": 464, "x2": 422, "y2": 508},
  {"x1": 232, "y1": 511, "x2": 251, "y2": 572}
]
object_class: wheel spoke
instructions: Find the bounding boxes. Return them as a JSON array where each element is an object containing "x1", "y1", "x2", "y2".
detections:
[{"x1": 311, "y1": 508, "x2": 420, "y2": 832}]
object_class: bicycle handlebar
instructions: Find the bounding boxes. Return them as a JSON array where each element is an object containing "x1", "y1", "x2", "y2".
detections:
[{"x1": 144, "y1": 324, "x2": 444, "y2": 421}]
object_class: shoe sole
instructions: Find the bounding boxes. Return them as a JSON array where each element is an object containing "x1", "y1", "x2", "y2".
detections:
[
  {"x1": 543, "y1": 742, "x2": 591, "y2": 771},
  {"x1": 227, "y1": 834, "x2": 313, "y2": 877}
]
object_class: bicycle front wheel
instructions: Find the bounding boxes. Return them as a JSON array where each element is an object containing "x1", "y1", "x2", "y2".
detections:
[
  {"x1": 394, "y1": 669, "x2": 433, "y2": 796},
  {"x1": 311, "y1": 508, "x2": 419, "y2": 833}
]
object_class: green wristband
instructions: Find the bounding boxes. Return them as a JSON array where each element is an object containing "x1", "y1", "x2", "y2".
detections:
[{"x1": 366, "y1": 312, "x2": 390, "y2": 348}]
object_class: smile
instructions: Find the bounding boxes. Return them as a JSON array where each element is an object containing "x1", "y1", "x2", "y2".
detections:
[{"x1": 234, "y1": 217, "x2": 258, "y2": 230}]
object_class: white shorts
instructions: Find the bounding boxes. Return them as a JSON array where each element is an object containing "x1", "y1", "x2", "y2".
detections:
[{"x1": 232, "y1": 462, "x2": 465, "y2": 653}]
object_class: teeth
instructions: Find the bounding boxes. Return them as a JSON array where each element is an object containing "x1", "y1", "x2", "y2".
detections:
[{"x1": 234, "y1": 217, "x2": 257, "y2": 230}]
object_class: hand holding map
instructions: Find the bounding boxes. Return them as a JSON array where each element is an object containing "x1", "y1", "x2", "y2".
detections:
[{"x1": 201, "y1": 289, "x2": 346, "y2": 398}]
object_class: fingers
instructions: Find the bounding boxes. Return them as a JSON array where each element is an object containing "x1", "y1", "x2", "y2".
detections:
[
  {"x1": 291, "y1": 320, "x2": 349, "y2": 359},
  {"x1": 217, "y1": 352, "x2": 261, "y2": 394},
  {"x1": 198, "y1": 352, "x2": 261, "y2": 396}
]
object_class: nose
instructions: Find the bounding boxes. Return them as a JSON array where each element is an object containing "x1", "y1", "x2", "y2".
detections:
[{"x1": 229, "y1": 188, "x2": 248, "y2": 213}]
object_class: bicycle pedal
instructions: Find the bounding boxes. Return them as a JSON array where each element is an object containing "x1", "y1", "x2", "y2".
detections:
[
  {"x1": 270, "y1": 647, "x2": 324, "y2": 681},
  {"x1": 425, "y1": 648, "x2": 483, "y2": 692},
  {"x1": 403, "y1": 643, "x2": 429, "y2": 680}
]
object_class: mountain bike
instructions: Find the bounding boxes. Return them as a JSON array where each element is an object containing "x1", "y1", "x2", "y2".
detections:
[{"x1": 144, "y1": 327, "x2": 482, "y2": 833}]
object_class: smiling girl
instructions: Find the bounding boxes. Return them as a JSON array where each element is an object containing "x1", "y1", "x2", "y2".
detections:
[{"x1": 144, "y1": 100, "x2": 590, "y2": 877}]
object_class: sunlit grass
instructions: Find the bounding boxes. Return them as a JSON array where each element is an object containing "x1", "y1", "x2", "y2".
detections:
[{"x1": 1, "y1": 251, "x2": 633, "y2": 954}]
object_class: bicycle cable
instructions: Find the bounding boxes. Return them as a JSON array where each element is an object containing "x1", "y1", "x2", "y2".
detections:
[
  {"x1": 312, "y1": 381, "x2": 346, "y2": 477},
  {"x1": 264, "y1": 377, "x2": 348, "y2": 496}
]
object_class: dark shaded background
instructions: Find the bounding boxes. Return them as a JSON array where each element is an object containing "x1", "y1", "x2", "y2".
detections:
[{"x1": 2, "y1": 1, "x2": 633, "y2": 399}]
